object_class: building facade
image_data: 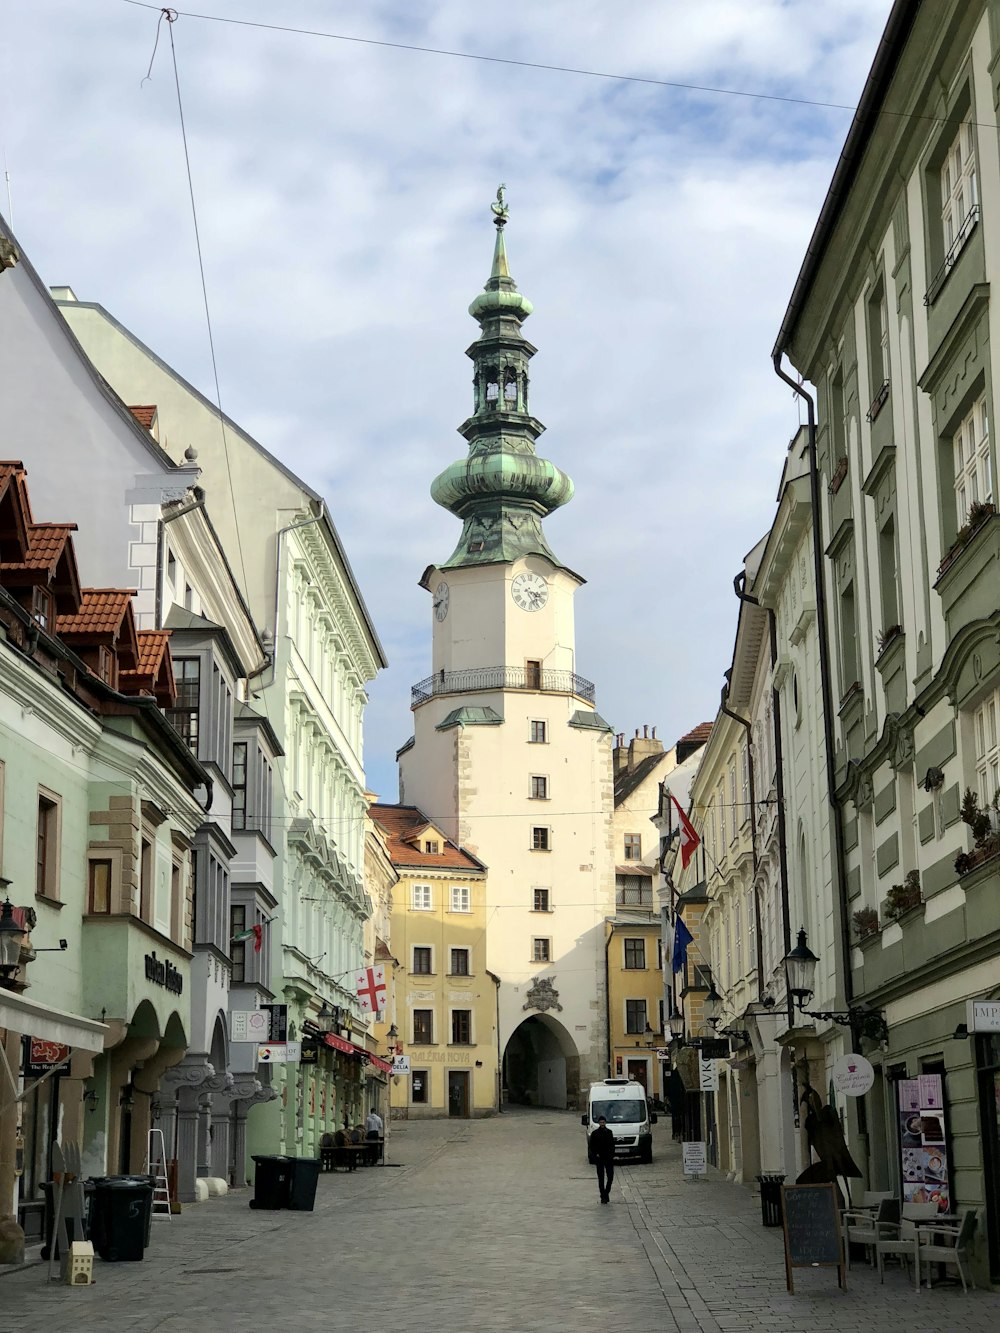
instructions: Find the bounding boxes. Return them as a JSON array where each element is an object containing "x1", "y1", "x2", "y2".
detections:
[
  {"x1": 371, "y1": 805, "x2": 495, "y2": 1117},
  {"x1": 397, "y1": 197, "x2": 615, "y2": 1109}
]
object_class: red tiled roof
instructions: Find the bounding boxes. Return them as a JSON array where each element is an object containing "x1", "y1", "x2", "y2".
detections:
[
  {"x1": 129, "y1": 405, "x2": 157, "y2": 430},
  {"x1": 132, "y1": 629, "x2": 170, "y2": 675},
  {"x1": 1, "y1": 522, "x2": 77, "y2": 572},
  {"x1": 56, "y1": 588, "x2": 136, "y2": 636},
  {"x1": 678, "y1": 722, "x2": 713, "y2": 747},
  {"x1": 370, "y1": 804, "x2": 485, "y2": 873}
]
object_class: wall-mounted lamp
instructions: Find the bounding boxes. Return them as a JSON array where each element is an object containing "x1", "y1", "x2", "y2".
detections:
[
  {"x1": 83, "y1": 1087, "x2": 99, "y2": 1113},
  {"x1": 0, "y1": 896, "x2": 25, "y2": 984},
  {"x1": 783, "y1": 926, "x2": 888, "y2": 1043}
]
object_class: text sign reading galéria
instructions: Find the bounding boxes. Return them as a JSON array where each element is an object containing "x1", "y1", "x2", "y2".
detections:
[{"x1": 144, "y1": 951, "x2": 183, "y2": 995}]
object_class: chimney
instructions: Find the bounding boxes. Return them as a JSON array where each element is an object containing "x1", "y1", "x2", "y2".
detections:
[
  {"x1": 625, "y1": 724, "x2": 664, "y2": 773},
  {"x1": 613, "y1": 732, "x2": 629, "y2": 776}
]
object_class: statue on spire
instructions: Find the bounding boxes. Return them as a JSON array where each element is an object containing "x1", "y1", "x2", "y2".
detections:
[{"x1": 490, "y1": 183, "x2": 509, "y2": 229}]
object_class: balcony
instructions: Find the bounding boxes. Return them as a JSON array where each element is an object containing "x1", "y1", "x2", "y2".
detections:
[{"x1": 411, "y1": 665, "x2": 596, "y2": 709}]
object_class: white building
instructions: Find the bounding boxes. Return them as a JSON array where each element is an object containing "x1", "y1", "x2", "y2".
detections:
[{"x1": 398, "y1": 200, "x2": 615, "y2": 1108}]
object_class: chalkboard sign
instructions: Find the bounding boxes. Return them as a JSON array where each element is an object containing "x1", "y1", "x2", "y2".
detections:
[{"x1": 780, "y1": 1183, "x2": 845, "y2": 1293}]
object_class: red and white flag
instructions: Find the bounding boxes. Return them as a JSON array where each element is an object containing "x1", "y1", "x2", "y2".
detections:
[
  {"x1": 670, "y1": 794, "x2": 701, "y2": 870},
  {"x1": 355, "y1": 963, "x2": 387, "y2": 1014}
]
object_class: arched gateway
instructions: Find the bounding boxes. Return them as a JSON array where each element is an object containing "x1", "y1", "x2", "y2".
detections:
[{"x1": 503, "y1": 1015, "x2": 580, "y2": 1110}]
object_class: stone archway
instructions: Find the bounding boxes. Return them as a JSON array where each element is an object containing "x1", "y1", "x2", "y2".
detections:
[{"x1": 502, "y1": 1014, "x2": 580, "y2": 1110}]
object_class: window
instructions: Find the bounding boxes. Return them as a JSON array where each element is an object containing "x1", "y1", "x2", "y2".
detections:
[
  {"x1": 412, "y1": 946, "x2": 433, "y2": 975},
  {"x1": 530, "y1": 775, "x2": 548, "y2": 800},
  {"x1": 623, "y1": 938, "x2": 646, "y2": 970},
  {"x1": 525, "y1": 659, "x2": 542, "y2": 689},
  {"x1": 171, "y1": 857, "x2": 184, "y2": 941},
  {"x1": 625, "y1": 999, "x2": 647, "y2": 1035},
  {"x1": 735, "y1": 898, "x2": 743, "y2": 976},
  {"x1": 531, "y1": 826, "x2": 550, "y2": 851},
  {"x1": 740, "y1": 745, "x2": 750, "y2": 823},
  {"x1": 413, "y1": 1010, "x2": 433, "y2": 1044},
  {"x1": 31, "y1": 585, "x2": 51, "y2": 630},
  {"x1": 411, "y1": 884, "x2": 432, "y2": 911},
  {"x1": 728, "y1": 765, "x2": 738, "y2": 843},
  {"x1": 867, "y1": 281, "x2": 890, "y2": 407},
  {"x1": 88, "y1": 858, "x2": 112, "y2": 914},
  {"x1": 411, "y1": 1070, "x2": 429, "y2": 1104},
  {"x1": 166, "y1": 548, "x2": 176, "y2": 592},
  {"x1": 424, "y1": 840, "x2": 439, "y2": 854},
  {"x1": 975, "y1": 689, "x2": 1000, "y2": 810},
  {"x1": 232, "y1": 741, "x2": 248, "y2": 831},
  {"x1": 97, "y1": 646, "x2": 114, "y2": 685},
  {"x1": 532, "y1": 887, "x2": 550, "y2": 912},
  {"x1": 616, "y1": 875, "x2": 651, "y2": 908},
  {"x1": 529, "y1": 720, "x2": 547, "y2": 744},
  {"x1": 168, "y1": 658, "x2": 201, "y2": 751},
  {"x1": 953, "y1": 393, "x2": 992, "y2": 526},
  {"x1": 449, "y1": 885, "x2": 471, "y2": 913},
  {"x1": 450, "y1": 948, "x2": 470, "y2": 976},
  {"x1": 36, "y1": 792, "x2": 60, "y2": 900},
  {"x1": 451, "y1": 1010, "x2": 472, "y2": 1045},
  {"x1": 623, "y1": 833, "x2": 642, "y2": 861},
  {"x1": 839, "y1": 580, "x2": 858, "y2": 692},
  {"x1": 532, "y1": 937, "x2": 551, "y2": 963},
  {"x1": 878, "y1": 515, "x2": 900, "y2": 634},
  {"x1": 231, "y1": 904, "x2": 246, "y2": 983},
  {"x1": 942, "y1": 121, "x2": 977, "y2": 257},
  {"x1": 140, "y1": 836, "x2": 153, "y2": 923}
]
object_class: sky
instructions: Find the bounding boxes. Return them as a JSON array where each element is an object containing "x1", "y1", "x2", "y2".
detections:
[{"x1": 1, "y1": 0, "x2": 894, "y2": 798}]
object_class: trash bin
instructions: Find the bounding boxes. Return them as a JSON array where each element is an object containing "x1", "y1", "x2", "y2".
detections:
[
  {"x1": 116, "y1": 1174, "x2": 156, "y2": 1248},
  {"x1": 287, "y1": 1156, "x2": 321, "y2": 1212},
  {"x1": 249, "y1": 1155, "x2": 292, "y2": 1210},
  {"x1": 89, "y1": 1177, "x2": 153, "y2": 1261},
  {"x1": 755, "y1": 1173, "x2": 785, "y2": 1228}
]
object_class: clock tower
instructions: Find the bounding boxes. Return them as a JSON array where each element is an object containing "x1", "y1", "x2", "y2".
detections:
[{"x1": 398, "y1": 190, "x2": 615, "y2": 1109}]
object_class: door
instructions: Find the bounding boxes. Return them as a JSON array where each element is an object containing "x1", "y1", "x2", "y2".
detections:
[
  {"x1": 626, "y1": 1059, "x2": 648, "y2": 1092},
  {"x1": 448, "y1": 1071, "x2": 470, "y2": 1118},
  {"x1": 977, "y1": 1034, "x2": 1000, "y2": 1281}
]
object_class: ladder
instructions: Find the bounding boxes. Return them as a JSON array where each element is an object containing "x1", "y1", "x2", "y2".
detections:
[{"x1": 145, "y1": 1129, "x2": 172, "y2": 1221}]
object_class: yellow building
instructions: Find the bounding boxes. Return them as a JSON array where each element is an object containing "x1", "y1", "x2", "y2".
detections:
[
  {"x1": 371, "y1": 804, "x2": 498, "y2": 1118},
  {"x1": 605, "y1": 917, "x2": 666, "y2": 1100}
]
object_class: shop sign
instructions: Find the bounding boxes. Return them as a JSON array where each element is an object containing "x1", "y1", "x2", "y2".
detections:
[
  {"x1": 262, "y1": 1003, "x2": 287, "y2": 1042},
  {"x1": 257, "y1": 1041, "x2": 301, "y2": 1064},
  {"x1": 144, "y1": 950, "x2": 183, "y2": 995},
  {"x1": 831, "y1": 1052, "x2": 874, "y2": 1097},
  {"x1": 682, "y1": 1141, "x2": 707, "y2": 1176},
  {"x1": 897, "y1": 1075, "x2": 949, "y2": 1212},
  {"x1": 967, "y1": 1000, "x2": 1000, "y2": 1032},
  {"x1": 300, "y1": 1038, "x2": 319, "y2": 1065},
  {"x1": 698, "y1": 1057, "x2": 719, "y2": 1091},
  {"x1": 232, "y1": 1010, "x2": 271, "y2": 1042},
  {"x1": 26, "y1": 1038, "x2": 70, "y2": 1077},
  {"x1": 392, "y1": 1055, "x2": 411, "y2": 1076},
  {"x1": 699, "y1": 1038, "x2": 731, "y2": 1060}
]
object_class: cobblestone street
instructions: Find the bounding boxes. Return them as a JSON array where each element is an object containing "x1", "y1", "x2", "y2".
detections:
[{"x1": 3, "y1": 1108, "x2": 999, "y2": 1333}]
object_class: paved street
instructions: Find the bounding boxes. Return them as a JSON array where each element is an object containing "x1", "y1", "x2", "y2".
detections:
[{"x1": 3, "y1": 1108, "x2": 999, "y2": 1332}]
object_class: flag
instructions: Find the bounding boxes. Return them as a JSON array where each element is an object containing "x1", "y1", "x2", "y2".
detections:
[
  {"x1": 670, "y1": 793, "x2": 701, "y2": 870},
  {"x1": 355, "y1": 963, "x2": 387, "y2": 1014},
  {"x1": 671, "y1": 916, "x2": 693, "y2": 975},
  {"x1": 251, "y1": 923, "x2": 263, "y2": 954}
]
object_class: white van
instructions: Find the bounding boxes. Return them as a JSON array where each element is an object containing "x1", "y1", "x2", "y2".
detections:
[{"x1": 581, "y1": 1078, "x2": 656, "y2": 1163}]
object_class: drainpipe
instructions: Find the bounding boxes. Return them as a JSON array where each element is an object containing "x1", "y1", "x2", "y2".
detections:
[
  {"x1": 604, "y1": 927, "x2": 613, "y2": 1079},
  {"x1": 772, "y1": 356, "x2": 855, "y2": 1049}
]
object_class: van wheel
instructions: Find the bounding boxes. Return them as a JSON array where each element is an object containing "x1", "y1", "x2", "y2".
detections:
[{"x1": 640, "y1": 1145, "x2": 652, "y2": 1164}]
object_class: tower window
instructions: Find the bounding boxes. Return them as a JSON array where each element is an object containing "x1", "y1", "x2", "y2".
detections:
[
  {"x1": 532, "y1": 938, "x2": 551, "y2": 963},
  {"x1": 531, "y1": 827, "x2": 550, "y2": 851},
  {"x1": 623, "y1": 834, "x2": 642, "y2": 861},
  {"x1": 525, "y1": 660, "x2": 542, "y2": 689},
  {"x1": 530, "y1": 720, "x2": 547, "y2": 744},
  {"x1": 530, "y1": 775, "x2": 548, "y2": 800},
  {"x1": 532, "y1": 887, "x2": 550, "y2": 912}
]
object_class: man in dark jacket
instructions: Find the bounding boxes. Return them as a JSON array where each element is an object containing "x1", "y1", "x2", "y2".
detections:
[{"x1": 590, "y1": 1115, "x2": 616, "y2": 1203}]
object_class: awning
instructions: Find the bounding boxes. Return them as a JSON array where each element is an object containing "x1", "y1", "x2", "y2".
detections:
[
  {"x1": 367, "y1": 1054, "x2": 392, "y2": 1074},
  {"x1": 324, "y1": 1033, "x2": 355, "y2": 1055},
  {"x1": 0, "y1": 990, "x2": 107, "y2": 1053}
]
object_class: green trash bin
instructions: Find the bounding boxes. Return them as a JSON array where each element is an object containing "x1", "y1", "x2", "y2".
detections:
[
  {"x1": 250, "y1": 1155, "x2": 292, "y2": 1210},
  {"x1": 287, "y1": 1157, "x2": 321, "y2": 1212}
]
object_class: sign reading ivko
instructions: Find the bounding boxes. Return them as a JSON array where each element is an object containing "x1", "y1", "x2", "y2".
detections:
[{"x1": 144, "y1": 951, "x2": 183, "y2": 995}]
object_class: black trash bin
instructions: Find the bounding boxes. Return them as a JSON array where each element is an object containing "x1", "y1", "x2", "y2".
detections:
[
  {"x1": 90, "y1": 1177, "x2": 153, "y2": 1261},
  {"x1": 755, "y1": 1173, "x2": 786, "y2": 1227},
  {"x1": 250, "y1": 1155, "x2": 292, "y2": 1210},
  {"x1": 287, "y1": 1156, "x2": 321, "y2": 1212}
]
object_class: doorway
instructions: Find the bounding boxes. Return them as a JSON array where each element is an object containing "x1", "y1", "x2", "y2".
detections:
[
  {"x1": 626, "y1": 1058, "x2": 649, "y2": 1092},
  {"x1": 977, "y1": 1034, "x2": 1000, "y2": 1281},
  {"x1": 448, "y1": 1071, "x2": 470, "y2": 1118}
]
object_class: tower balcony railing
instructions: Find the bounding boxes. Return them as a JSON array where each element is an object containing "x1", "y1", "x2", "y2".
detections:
[{"x1": 411, "y1": 664, "x2": 595, "y2": 709}]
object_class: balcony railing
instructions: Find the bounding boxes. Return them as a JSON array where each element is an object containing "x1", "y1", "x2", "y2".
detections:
[
  {"x1": 924, "y1": 204, "x2": 980, "y2": 306},
  {"x1": 411, "y1": 664, "x2": 595, "y2": 708}
]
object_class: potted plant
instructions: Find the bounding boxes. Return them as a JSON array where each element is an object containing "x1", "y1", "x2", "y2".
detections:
[
  {"x1": 937, "y1": 500, "x2": 996, "y2": 577},
  {"x1": 954, "y1": 787, "x2": 1000, "y2": 875},
  {"x1": 852, "y1": 906, "x2": 879, "y2": 940},
  {"x1": 830, "y1": 456, "x2": 849, "y2": 494},
  {"x1": 884, "y1": 869, "x2": 921, "y2": 920},
  {"x1": 877, "y1": 624, "x2": 903, "y2": 656}
]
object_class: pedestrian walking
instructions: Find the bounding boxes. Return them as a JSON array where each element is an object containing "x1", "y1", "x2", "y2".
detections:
[
  {"x1": 365, "y1": 1107, "x2": 384, "y2": 1165},
  {"x1": 590, "y1": 1114, "x2": 616, "y2": 1203}
]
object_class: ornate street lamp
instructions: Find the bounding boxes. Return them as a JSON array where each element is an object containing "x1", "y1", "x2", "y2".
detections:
[
  {"x1": 782, "y1": 926, "x2": 888, "y2": 1044},
  {"x1": 703, "y1": 980, "x2": 724, "y2": 1029},
  {"x1": 667, "y1": 1006, "x2": 685, "y2": 1041},
  {"x1": 0, "y1": 893, "x2": 25, "y2": 986}
]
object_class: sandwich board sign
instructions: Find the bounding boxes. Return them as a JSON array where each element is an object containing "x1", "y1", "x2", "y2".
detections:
[
  {"x1": 682, "y1": 1141, "x2": 707, "y2": 1177},
  {"x1": 780, "y1": 1183, "x2": 845, "y2": 1293}
]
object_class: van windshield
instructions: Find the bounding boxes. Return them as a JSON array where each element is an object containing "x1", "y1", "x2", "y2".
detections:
[{"x1": 591, "y1": 1099, "x2": 646, "y2": 1124}]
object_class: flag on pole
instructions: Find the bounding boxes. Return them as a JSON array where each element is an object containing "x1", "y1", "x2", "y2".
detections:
[
  {"x1": 670, "y1": 793, "x2": 701, "y2": 870},
  {"x1": 671, "y1": 916, "x2": 694, "y2": 975},
  {"x1": 355, "y1": 964, "x2": 387, "y2": 1014},
  {"x1": 251, "y1": 923, "x2": 263, "y2": 953}
]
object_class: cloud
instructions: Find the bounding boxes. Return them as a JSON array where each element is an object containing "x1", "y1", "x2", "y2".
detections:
[{"x1": 4, "y1": 0, "x2": 893, "y2": 795}]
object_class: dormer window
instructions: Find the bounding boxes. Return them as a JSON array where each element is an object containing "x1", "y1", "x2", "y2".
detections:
[
  {"x1": 424, "y1": 839, "x2": 440, "y2": 855},
  {"x1": 31, "y1": 585, "x2": 52, "y2": 630},
  {"x1": 97, "y1": 645, "x2": 114, "y2": 684}
]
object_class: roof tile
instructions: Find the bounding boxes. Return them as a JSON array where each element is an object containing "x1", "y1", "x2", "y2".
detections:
[
  {"x1": 128, "y1": 405, "x2": 157, "y2": 430},
  {"x1": 56, "y1": 588, "x2": 136, "y2": 636},
  {"x1": 370, "y1": 804, "x2": 485, "y2": 873},
  {"x1": 0, "y1": 522, "x2": 77, "y2": 573}
]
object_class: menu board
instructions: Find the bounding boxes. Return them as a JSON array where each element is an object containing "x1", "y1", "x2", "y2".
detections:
[{"x1": 897, "y1": 1075, "x2": 949, "y2": 1213}]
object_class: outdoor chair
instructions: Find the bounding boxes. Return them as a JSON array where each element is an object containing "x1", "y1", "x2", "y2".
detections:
[
  {"x1": 875, "y1": 1201, "x2": 923, "y2": 1291},
  {"x1": 843, "y1": 1196, "x2": 897, "y2": 1269},
  {"x1": 917, "y1": 1208, "x2": 977, "y2": 1293}
]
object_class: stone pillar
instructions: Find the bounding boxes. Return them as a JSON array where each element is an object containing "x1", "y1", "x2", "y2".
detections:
[
  {"x1": 210, "y1": 1106, "x2": 231, "y2": 1181},
  {"x1": 197, "y1": 1093, "x2": 213, "y2": 1178},
  {"x1": 174, "y1": 1092, "x2": 200, "y2": 1204}
]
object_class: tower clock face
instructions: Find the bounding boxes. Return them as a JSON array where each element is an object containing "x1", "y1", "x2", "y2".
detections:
[
  {"x1": 433, "y1": 581, "x2": 450, "y2": 621},
  {"x1": 511, "y1": 571, "x2": 548, "y2": 612}
]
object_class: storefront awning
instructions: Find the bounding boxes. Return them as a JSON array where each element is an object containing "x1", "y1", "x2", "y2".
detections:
[
  {"x1": 324, "y1": 1033, "x2": 356, "y2": 1055},
  {"x1": 0, "y1": 989, "x2": 107, "y2": 1053},
  {"x1": 367, "y1": 1054, "x2": 392, "y2": 1074}
]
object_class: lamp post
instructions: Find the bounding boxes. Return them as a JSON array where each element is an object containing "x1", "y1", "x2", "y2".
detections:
[
  {"x1": 383, "y1": 1024, "x2": 398, "y2": 1165},
  {"x1": 0, "y1": 893, "x2": 25, "y2": 989},
  {"x1": 667, "y1": 1006, "x2": 685, "y2": 1042},
  {"x1": 782, "y1": 926, "x2": 888, "y2": 1045}
]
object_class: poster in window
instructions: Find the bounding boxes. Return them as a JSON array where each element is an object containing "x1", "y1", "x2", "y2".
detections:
[{"x1": 897, "y1": 1074, "x2": 950, "y2": 1213}]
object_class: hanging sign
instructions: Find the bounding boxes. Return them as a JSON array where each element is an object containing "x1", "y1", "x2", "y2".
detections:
[
  {"x1": 257, "y1": 1042, "x2": 302, "y2": 1065},
  {"x1": 299, "y1": 1038, "x2": 319, "y2": 1065},
  {"x1": 682, "y1": 1141, "x2": 707, "y2": 1176},
  {"x1": 231, "y1": 1010, "x2": 270, "y2": 1043},
  {"x1": 262, "y1": 1003, "x2": 288, "y2": 1043},
  {"x1": 831, "y1": 1053, "x2": 874, "y2": 1097},
  {"x1": 26, "y1": 1039, "x2": 70, "y2": 1078},
  {"x1": 392, "y1": 1055, "x2": 411, "y2": 1076},
  {"x1": 967, "y1": 999, "x2": 1000, "y2": 1032},
  {"x1": 699, "y1": 1057, "x2": 719, "y2": 1091}
]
